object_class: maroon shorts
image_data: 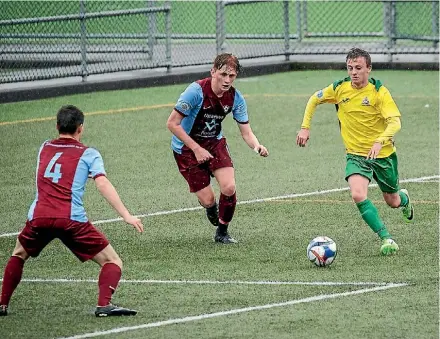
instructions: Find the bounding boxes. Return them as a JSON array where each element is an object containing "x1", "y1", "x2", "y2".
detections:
[
  {"x1": 173, "y1": 137, "x2": 233, "y2": 193},
  {"x1": 18, "y1": 218, "x2": 109, "y2": 262}
]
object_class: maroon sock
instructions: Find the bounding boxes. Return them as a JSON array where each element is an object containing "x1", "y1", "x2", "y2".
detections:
[
  {"x1": 219, "y1": 192, "x2": 237, "y2": 224},
  {"x1": 97, "y1": 263, "x2": 121, "y2": 307},
  {"x1": 1, "y1": 256, "x2": 25, "y2": 306}
]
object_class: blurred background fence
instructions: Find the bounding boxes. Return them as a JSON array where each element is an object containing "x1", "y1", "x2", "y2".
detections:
[{"x1": 1, "y1": 0, "x2": 439, "y2": 83}]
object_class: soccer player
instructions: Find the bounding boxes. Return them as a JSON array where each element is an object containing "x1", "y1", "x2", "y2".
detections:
[
  {"x1": 0, "y1": 105, "x2": 143, "y2": 317},
  {"x1": 296, "y1": 47, "x2": 414, "y2": 255},
  {"x1": 167, "y1": 53, "x2": 268, "y2": 244}
]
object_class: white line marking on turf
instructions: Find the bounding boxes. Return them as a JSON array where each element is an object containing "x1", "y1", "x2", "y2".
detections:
[
  {"x1": 58, "y1": 283, "x2": 408, "y2": 339},
  {"x1": 1, "y1": 175, "x2": 438, "y2": 238},
  {"x1": 2, "y1": 278, "x2": 395, "y2": 286}
]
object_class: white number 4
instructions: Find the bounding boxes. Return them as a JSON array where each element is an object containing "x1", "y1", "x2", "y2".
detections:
[{"x1": 44, "y1": 152, "x2": 63, "y2": 183}]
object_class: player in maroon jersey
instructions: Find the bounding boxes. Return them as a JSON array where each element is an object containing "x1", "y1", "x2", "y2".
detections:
[
  {"x1": 167, "y1": 54, "x2": 269, "y2": 244},
  {"x1": 0, "y1": 105, "x2": 144, "y2": 317}
]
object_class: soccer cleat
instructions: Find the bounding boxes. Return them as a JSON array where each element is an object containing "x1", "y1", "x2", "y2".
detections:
[
  {"x1": 214, "y1": 232, "x2": 238, "y2": 244},
  {"x1": 400, "y1": 189, "x2": 414, "y2": 223},
  {"x1": 206, "y1": 205, "x2": 219, "y2": 226},
  {"x1": 0, "y1": 305, "x2": 8, "y2": 316},
  {"x1": 380, "y1": 238, "x2": 399, "y2": 256},
  {"x1": 95, "y1": 304, "x2": 137, "y2": 317}
]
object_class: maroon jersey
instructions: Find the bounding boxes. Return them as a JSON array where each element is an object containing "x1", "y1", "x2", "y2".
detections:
[
  {"x1": 172, "y1": 77, "x2": 249, "y2": 154},
  {"x1": 27, "y1": 138, "x2": 106, "y2": 222}
]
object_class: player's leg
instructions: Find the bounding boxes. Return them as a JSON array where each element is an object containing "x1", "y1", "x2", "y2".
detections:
[
  {"x1": 195, "y1": 185, "x2": 219, "y2": 226},
  {"x1": 212, "y1": 166, "x2": 237, "y2": 244},
  {"x1": 173, "y1": 150, "x2": 217, "y2": 226},
  {"x1": 373, "y1": 153, "x2": 413, "y2": 222},
  {"x1": 346, "y1": 154, "x2": 397, "y2": 255},
  {"x1": 1, "y1": 219, "x2": 53, "y2": 315},
  {"x1": 0, "y1": 240, "x2": 30, "y2": 316},
  {"x1": 209, "y1": 138, "x2": 237, "y2": 244},
  {"x1": 92, "y1": 245, "x2": 136, "y2": 316},
  {"x1": 60, "y1": 220, "x2": 136, "y2": 317}
]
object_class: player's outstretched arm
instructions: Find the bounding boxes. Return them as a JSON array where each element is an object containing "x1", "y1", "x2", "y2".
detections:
[
  {"x1": 94, "y1": 176, "x2": 144, "y2": 232},
  {"x1": 237, "y1": 123, "x2": 268, "y2": 157}
]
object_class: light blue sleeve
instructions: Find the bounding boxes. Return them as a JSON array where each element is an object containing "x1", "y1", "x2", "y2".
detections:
[
  {"x1": 232, "y1": 89, "x2": 249, "y2": 123},
  {"x1": 175, "y1": 82, "x2": 203, "y2": 116},
  {"x1": 82, "y1": 148, "x2": 106, "y2": 179}
]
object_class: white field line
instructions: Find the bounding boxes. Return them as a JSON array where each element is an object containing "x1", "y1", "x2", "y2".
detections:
[
  {"x1": 0, "y1": 174, "x2": 438, "y2": 239},
  {"x1": 1, "y1": 278, "x2": 396, "y2": 286},
  {"x1": 58, "y1": 283, "x2": 408, "y2": 339}
]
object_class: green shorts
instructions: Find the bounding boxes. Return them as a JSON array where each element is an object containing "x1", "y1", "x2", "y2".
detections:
[{"x1": 345, "y1": 153, "x2": 400, "y2": 193}]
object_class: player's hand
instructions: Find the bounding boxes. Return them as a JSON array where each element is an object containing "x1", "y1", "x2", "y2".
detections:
[
  {"x1": 296, "y1": 128, "x2": 310, "y2": 147},
  {"x1": 254, "y1": 145, "x2": 269, "y2": 157},
  {"x1": 193, "y1": 146, "x2": 214, "y2": 163},
  {"x1": 124, "y1": 215, "x2": 144, "y2": 233},
  {"x1": 367, "y1": 142, "x2": 382, "y2": 160}
]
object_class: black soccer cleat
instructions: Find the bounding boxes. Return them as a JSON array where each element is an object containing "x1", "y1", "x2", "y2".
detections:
[
  {"x1": 0, "y1": 305, "x2": 8, "y2": 316},
  {"x1": 95, "y1": 304, "x2": 137, "y2": 317},
  {"x1": 206, "y1": 204, "x2": 219, "y2": 227},
  {"x1": 214, "y1": 232, "x2": 238, "y2": 244}
]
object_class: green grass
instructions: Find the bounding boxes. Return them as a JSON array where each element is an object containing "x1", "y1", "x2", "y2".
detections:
[{"x1": 0, "y1": 70, "x2": 438, "y2": 338}]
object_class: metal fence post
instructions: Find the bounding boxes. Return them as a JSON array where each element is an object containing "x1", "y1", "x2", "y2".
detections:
[
  {"x1": 79, "y1": 0, "x2": 88, "y2": 82},
  {"x1": 147, "y1": 0, "x2": 157, "y2": 60},
  {"x1": 433, "y1": 0, "x2": 439, "y2": 49},
  {"x1": 283, "y1": 0, "x2": 290, "y2": 61},
  {"x1": 302, "y1": 0, "x2": 307, "y2": 38},
  {"x1": 165, "y1": 1, "x2": 172, "y2": 72},
  {"x1": 216, "y1": 1, "x2": 226, "y2": 54},
  {"x1": 296, "y1": 1, "x2": 302, "y2": 43},
  {"x1": 383, "y1": 1, "x2": 394, "y2": 62}
]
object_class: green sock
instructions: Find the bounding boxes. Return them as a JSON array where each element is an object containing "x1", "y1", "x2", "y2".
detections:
[
  {"x1": 399, "y1": 190, "x2": 409, "y2": 207},
  {"x1": 356, "y1": 199, "x2": 391, "y2": 240}
]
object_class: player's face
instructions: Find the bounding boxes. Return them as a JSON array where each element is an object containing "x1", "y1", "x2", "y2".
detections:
[
  {"x1": 346, "y1": 57, "x2": 371, "y2": 88},
  {"x1": 210, "y1": 65, "x2": 237, "y2": 95}
]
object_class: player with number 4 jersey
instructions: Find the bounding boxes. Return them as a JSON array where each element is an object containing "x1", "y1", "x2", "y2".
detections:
[{"x1": 1, "y1": 105, "x2": 143, "y2": 318}]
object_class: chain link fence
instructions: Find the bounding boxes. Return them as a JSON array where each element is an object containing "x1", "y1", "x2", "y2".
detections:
[{"x1": 1, "y1": 0, "x2": 438, "y2": 83}]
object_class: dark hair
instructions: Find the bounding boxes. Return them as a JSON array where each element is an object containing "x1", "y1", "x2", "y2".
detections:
[
  {"x1": 213, "y1": 53, "x2": 242, "y2": 74},
  {"x1": 56, "y1": 105, "x2": 84, "y2": 134},
  {"x1": 346, "y1": 48, "x2": 372, "y2": 68}
]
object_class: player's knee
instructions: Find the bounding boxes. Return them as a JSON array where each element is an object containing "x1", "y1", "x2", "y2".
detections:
[
  {"x1": 199, "y1": 196, "x2": 216, "y2": 207},
  {"x1": 12, "y1": 241, "x2": 30, "y2": 261},
  {"x1": 351, "y1": 190, "x2": 367, "y2": 203},
  {"x1": 221, "y1": 183, "x2": 236, "y2": 197},
  {"x1": 113, "y1": 257, "x2": 123, "y2": 270}
]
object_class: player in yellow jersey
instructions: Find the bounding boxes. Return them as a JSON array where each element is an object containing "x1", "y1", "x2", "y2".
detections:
[{"x1": 296, "y1": 47, "x2": 414, "y2": 256}]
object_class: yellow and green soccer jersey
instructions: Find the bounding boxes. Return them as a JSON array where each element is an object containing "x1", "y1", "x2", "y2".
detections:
[{"x1": 301, "y1": 77, "x2": 401, "y2": 158}]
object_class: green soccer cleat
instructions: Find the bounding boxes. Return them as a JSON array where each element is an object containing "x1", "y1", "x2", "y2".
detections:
[
  {"x1": 400, "y1": 189, "x2": 414, "y2": 223},
  {"x1": 380, "y1": 238, "x2": 399, "y2": 256}
]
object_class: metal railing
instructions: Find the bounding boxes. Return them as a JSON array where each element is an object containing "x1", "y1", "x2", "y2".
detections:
[{"x1": 1, "y1": 0, "x2": 438, "y2": 84}]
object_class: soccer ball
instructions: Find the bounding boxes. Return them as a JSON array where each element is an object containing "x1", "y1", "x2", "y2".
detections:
[{"x1": 307, "y1": 236, "x2": 337, "y2": 267}]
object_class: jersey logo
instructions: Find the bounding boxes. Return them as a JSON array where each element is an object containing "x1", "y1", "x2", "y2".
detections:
[
  {"x1": 179, "y1": 102, "x2": 191, "y2": 111},
  {"x1": 205, "y1": 119, "x2": 218, "y2": 131},
  {"x1": 362, "y1": 97, "x2": 370, "y2": 106},
  {"x1": 223, "y1": 105, "x2": 230, "y2": 113},
  {"x1": 316, "y1": 90, "x2": 323, "y2": 98}
]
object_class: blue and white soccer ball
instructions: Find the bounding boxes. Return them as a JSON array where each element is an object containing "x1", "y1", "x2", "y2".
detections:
[{"x1": 307, "y1": 236, "x2": 337, "y2": 267}]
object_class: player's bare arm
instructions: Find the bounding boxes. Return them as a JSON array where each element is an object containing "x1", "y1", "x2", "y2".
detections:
[
  {"x1": 296, "y1": 128, "x2": 310, "y2": 147},
  {"x1": 167, "y1": 109, "x2": 213, "y2": 163},
  {"x1": 94, "y1": 176, "x2": 144, "y2": 232},
  {"x1": 237, "y1": 123, "x2": 268, "y2": 157}
]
